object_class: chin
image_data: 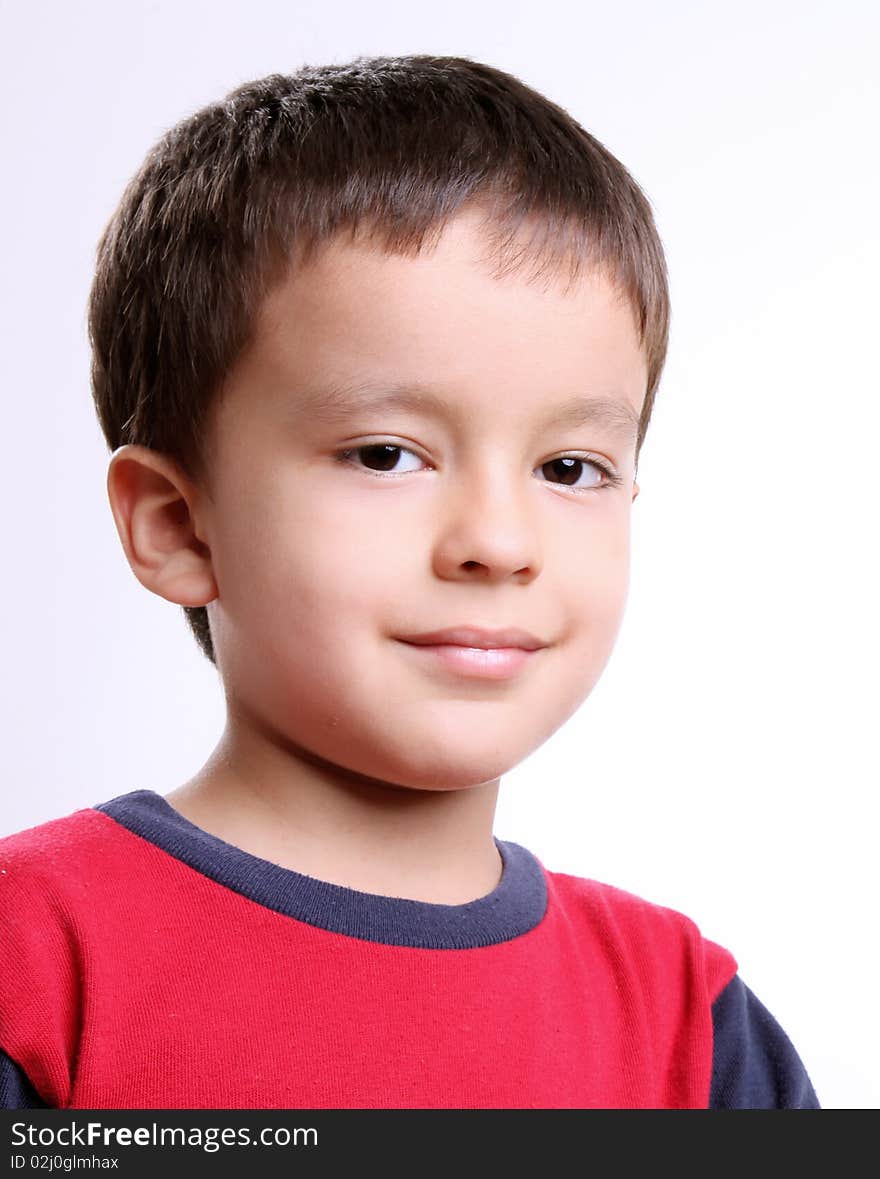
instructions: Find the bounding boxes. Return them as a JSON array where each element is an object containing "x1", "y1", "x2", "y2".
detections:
[{"x1": 368, "y1": 751, "x2": 515, "y2": 793}]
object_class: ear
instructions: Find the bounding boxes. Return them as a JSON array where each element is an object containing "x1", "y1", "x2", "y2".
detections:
[
  {"x1": 106, "y1": 445, "x2": 218, "y2": 607},
  {"x1": 632, "y1": 480, "x2": 640, "y2": 502}
]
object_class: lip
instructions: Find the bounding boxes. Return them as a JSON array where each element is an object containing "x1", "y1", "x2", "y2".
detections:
[
  {"x1": 398, "y1": 626, "x2": 547, "y2": 651},
  {"x1": 396, "y1": 626, "x2": 548, "y2": 681},
  {"x1": 398, "y1": 642, "x2": 540, "y2": 680}
]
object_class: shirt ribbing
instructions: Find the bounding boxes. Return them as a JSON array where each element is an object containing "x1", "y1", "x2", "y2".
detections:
[{"x1": 95, "y1": 790, "x2": 547, "y2": 950}]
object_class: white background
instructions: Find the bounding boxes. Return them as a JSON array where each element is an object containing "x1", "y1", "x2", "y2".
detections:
[{"x1": 1, "y1": 0, "x2": 877, "y2": 1109}]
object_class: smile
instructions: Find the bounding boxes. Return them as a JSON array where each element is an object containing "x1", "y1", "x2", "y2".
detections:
[{"x1": 398, "y1": 641, "x2": 539, "y2": 680}]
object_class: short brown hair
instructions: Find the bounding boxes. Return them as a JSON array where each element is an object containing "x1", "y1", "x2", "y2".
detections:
[{"x1": 88, "y1": 54, "x2": 670, "y2": 666}]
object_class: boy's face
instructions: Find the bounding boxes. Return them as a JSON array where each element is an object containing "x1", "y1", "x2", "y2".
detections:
[{"x1": 196, "y1": 208, "x2": 646, "y2": 792}]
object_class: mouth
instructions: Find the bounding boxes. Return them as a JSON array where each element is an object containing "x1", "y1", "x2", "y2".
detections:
[
  {"x1": 396, "y1": 639, "x2": 543, "y2": 680},
  {"x1": 397, "y1": 626, "x2": 547, "y2": 651}
]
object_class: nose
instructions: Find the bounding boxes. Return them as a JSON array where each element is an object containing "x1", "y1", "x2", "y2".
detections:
[{"x1": 431, "y1": 457, "x2": 543, "y2": 583}]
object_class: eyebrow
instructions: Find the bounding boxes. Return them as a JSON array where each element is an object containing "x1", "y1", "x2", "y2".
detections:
[{"x1": 294, "y1": 380, "x2": 641, "y2": 445}]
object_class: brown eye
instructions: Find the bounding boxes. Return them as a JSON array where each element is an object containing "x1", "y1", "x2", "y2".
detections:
[
  {"x1": 335, "y1": 444, "x2": 622, "y2": 491},
  {"x1": 336, "y1": 444, "x2": 424, "y2": 475},
  {"x1": 536, "y1": 456, "x2": 611, "y2": 490},
  {"x1": 353, "y1": 444, "x2": 403, "y2": 472}
]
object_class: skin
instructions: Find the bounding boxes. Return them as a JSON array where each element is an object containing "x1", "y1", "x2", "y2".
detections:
[{"x1": 107, "y1": 207, "x2": 646, "y2": 904}]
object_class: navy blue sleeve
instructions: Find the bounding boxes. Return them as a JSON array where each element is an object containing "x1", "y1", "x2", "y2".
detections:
[
  {"x1": 710, "y1": 974, "x2": 820, "y2": 1108},
  {"x1": 0, "y1": 1049, "x2": 50, "y2": 1109}
]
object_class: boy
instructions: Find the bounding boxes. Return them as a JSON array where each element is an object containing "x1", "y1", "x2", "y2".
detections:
[{"x1": 0, "y1": 55, "x2": 819, "y2": 1109}]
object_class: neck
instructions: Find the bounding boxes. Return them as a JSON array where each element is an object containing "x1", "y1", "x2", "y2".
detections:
[{"x1": 165, "y1": 717, "x2": 503, "y2": 905}]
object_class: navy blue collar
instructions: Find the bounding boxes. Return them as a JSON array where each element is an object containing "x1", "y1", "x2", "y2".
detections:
[{"x1": 95, "y1": 790, "x2": 547, "y2": 950}]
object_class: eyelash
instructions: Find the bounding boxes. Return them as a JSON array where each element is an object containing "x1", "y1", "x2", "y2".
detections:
[{"x1": 333, "y1": 442, "x2": 624, "y2": 492}]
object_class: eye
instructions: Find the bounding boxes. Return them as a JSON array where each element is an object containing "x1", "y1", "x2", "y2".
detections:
[
  {"x1": 334, "y1": 443, "x2": 623, "y2": 491},
  {"x1": 335, "y1": 443, "x2": 424, "y2": 475},
  {"x1": 535, "y1": 455, "x2": 622, "y2": 492}
]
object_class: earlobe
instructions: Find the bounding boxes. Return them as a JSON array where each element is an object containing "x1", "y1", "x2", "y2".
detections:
[{"x1": 106, "y1": 444, "x2": 218, "y2": 607}]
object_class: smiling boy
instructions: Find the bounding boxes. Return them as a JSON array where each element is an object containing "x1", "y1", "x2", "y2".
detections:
[
  {"x1": 154, "y1": 211, "x2": 644, "y2": 901},
  {"x1": 0, "y1": 55, "x2": 819, "y2": 1109}
]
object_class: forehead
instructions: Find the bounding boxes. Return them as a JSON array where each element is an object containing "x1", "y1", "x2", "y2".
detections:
[{"x1": 222, "y1": 209, "x2": 647, "y2": 437}]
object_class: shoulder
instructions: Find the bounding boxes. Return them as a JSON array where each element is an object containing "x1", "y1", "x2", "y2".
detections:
[
  {"x1": 0, "y1": 801, "x2": 128, "y2": 953},
  {"x1": 1, "y1": 803, "x2": 123, "y2": 868},
  {"x1": 0, "y1": 804, "x2": 130, "y2": 917},
  {"x1": 541, "y1": 864, "x2": 819, "y2": 1107},
  {"x1": 547, "y1": 866, "x2": 706, "y2": 932},
  {"x1": 0, "y1": 799, "x2": 166, "y2": 972},
  {"x1": 543, "y1": 866, "x2": 737, "y2": 1002},
  {"x1": 1, "y1": 806, "x2": 108, "y2": 900},
  {"x1": 0, "y1": 806, "x2": 119, "y2": 1110}
]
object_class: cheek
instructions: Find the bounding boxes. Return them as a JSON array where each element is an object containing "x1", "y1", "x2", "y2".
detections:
[
  {"x1": 555, "y1": 525, "x2": 632, "y2": 655},
  {"x1": 212, "y1": 478, "x2": 404, "y2": 632}
]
